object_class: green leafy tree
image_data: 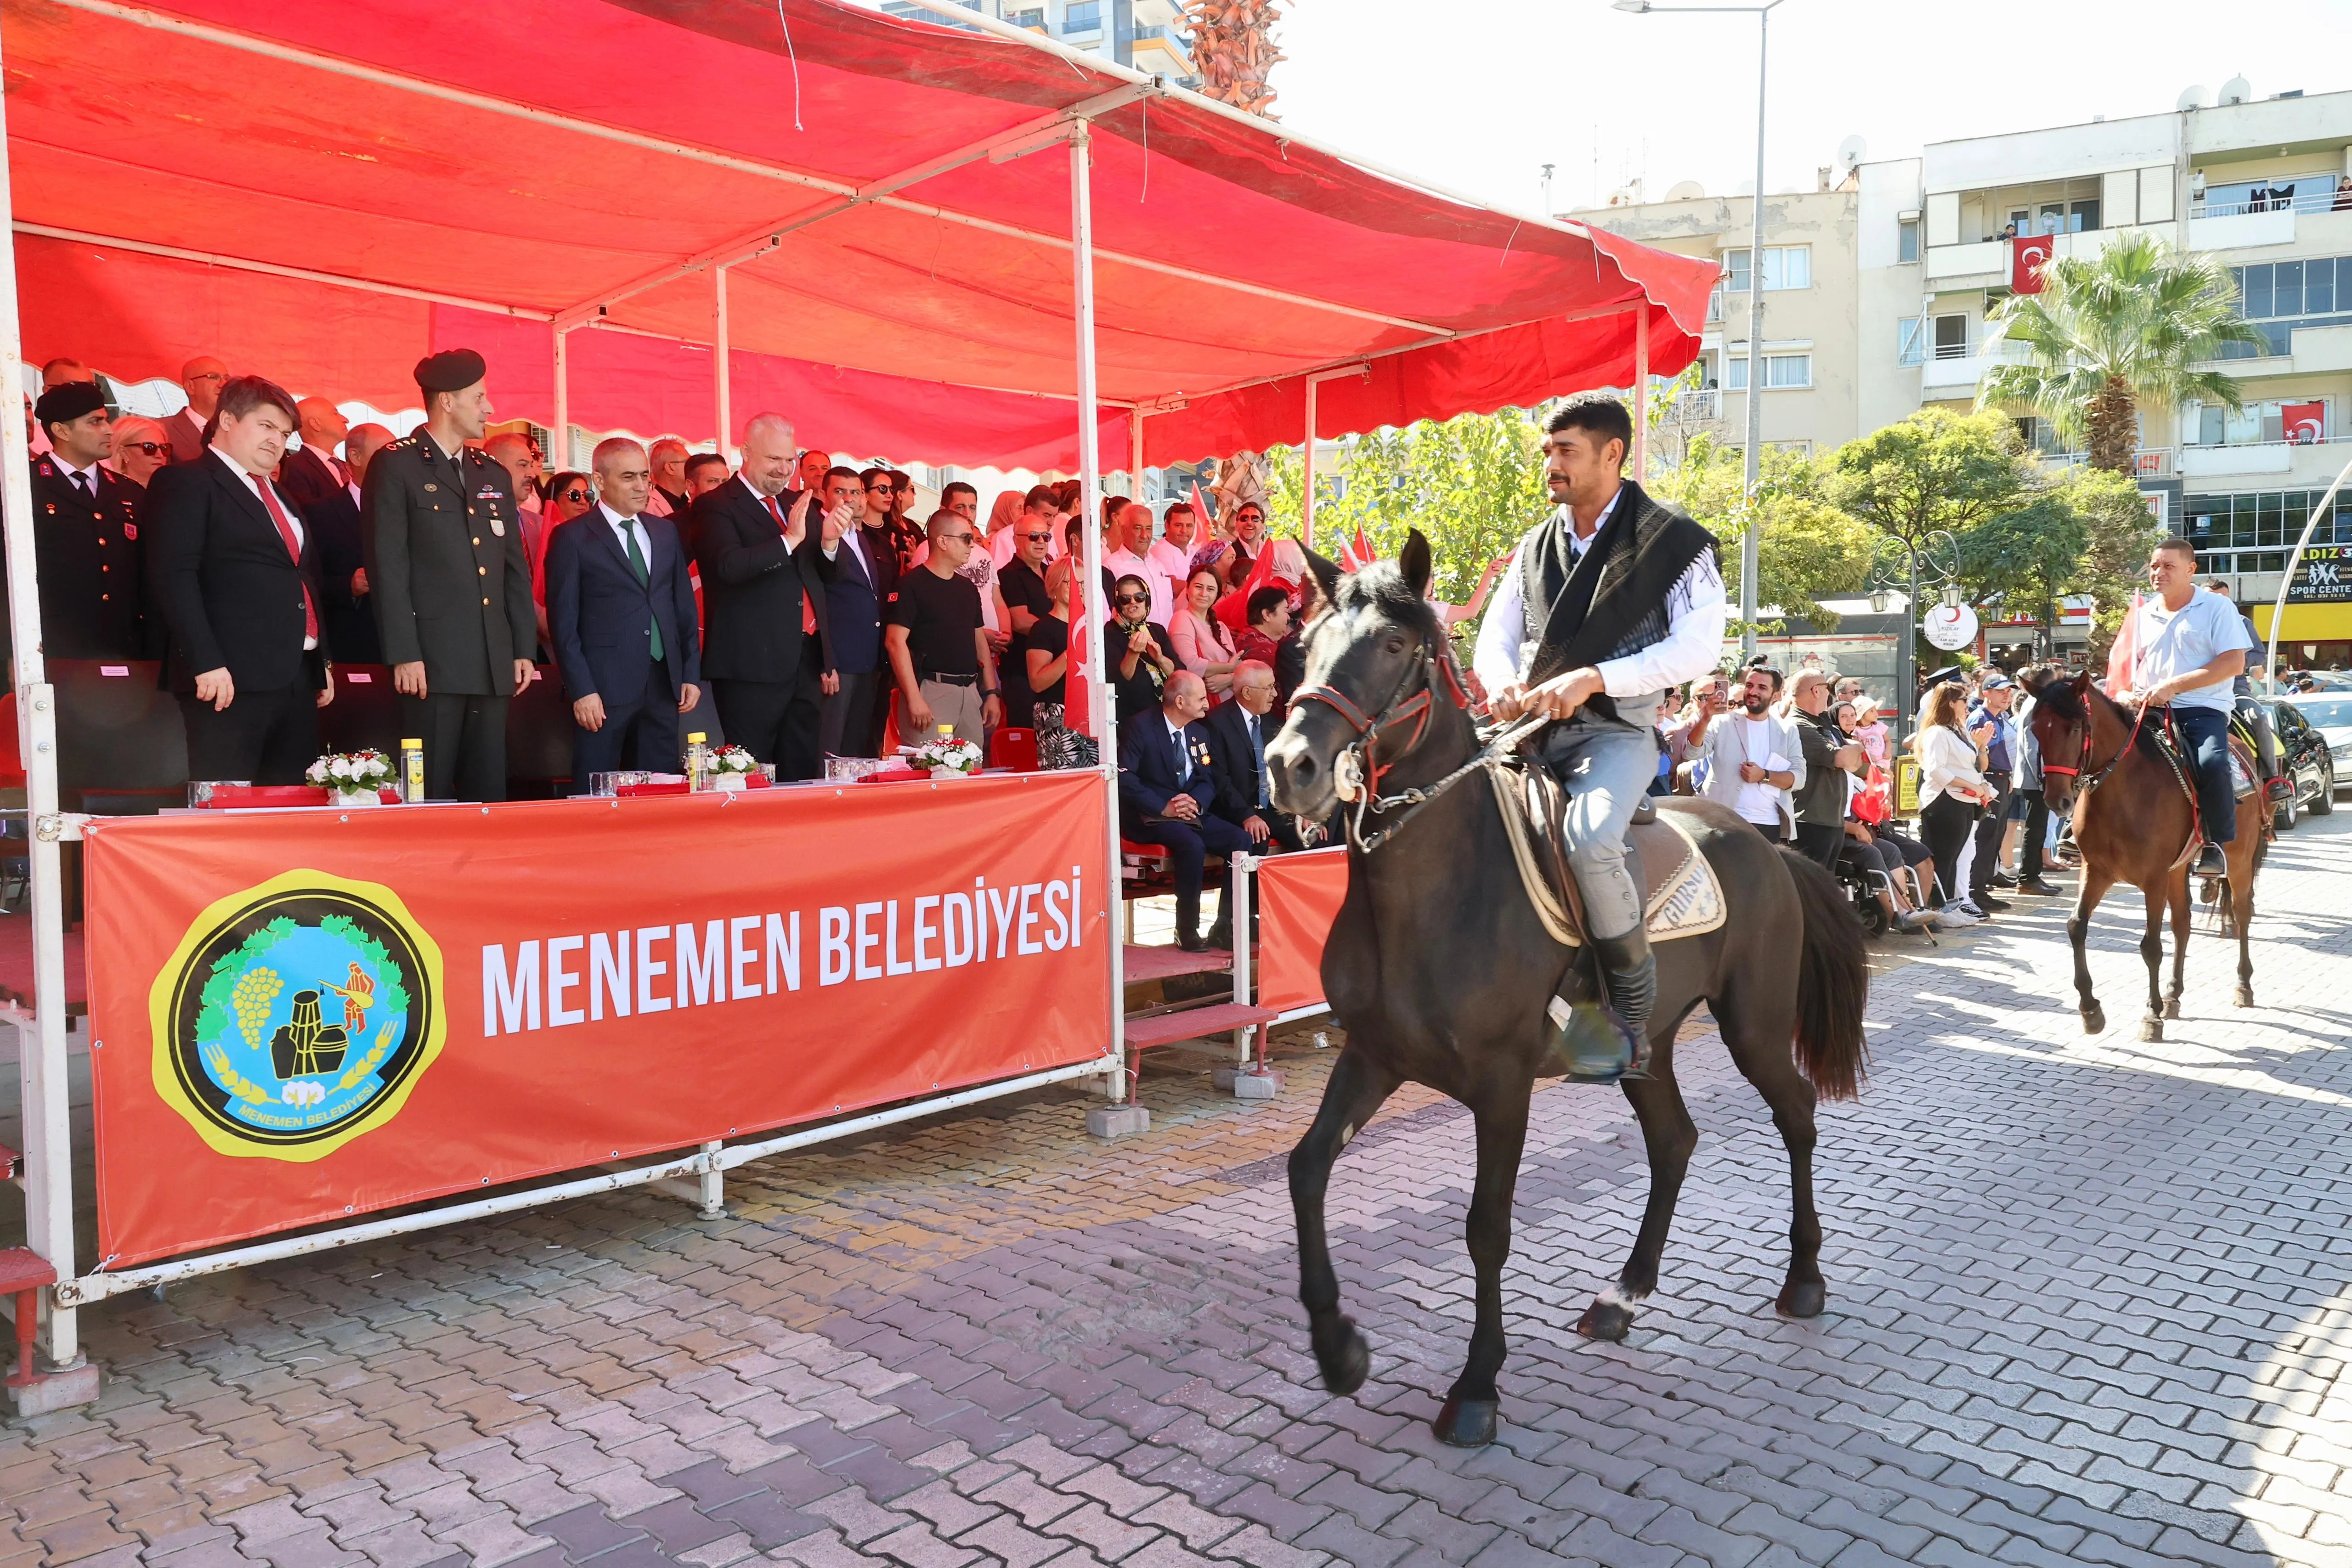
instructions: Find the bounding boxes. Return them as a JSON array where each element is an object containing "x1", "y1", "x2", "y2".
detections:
[
  {"x1": 1960, "y1": 493, "x2": 2086, "y2": 659},
  {"x1": 2054, "y1": 465, "x2": 2164, "y2": 659},
  {"x1": 1826, "y1": 408, "x2": 2037, "y2": 554},
  {"x1": 1979, "y1": 231, "x2": 2262, "y2": 474},
  {"x1": 1649, "y1": 435, "x2": 1872, "y2": 631}
]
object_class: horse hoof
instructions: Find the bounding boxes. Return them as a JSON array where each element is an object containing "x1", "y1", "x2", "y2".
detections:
[
  {"x1": 1314, "y1": 1319, "x2": 1370, "y2": 1397},
  {"x1": 2139, "y1": 1017, "x2": 2163, "y2": 1043},
  {"x1": 2082, "y1": 1005, "x2": 2106, "y2": 1036},
  {"x1": 1432, "y1": 1397, "x2": 1499, "y2": 1448},
  {"x1": 2164, "y1": 998, "x2": 2181, "y2": 1020},
  {"x1": 2236, "y1": 987, "x2": 2256, "y2": 1008},
  {"x1": 1777, "y1": 1280, "x2": 1827, "y2": 1320},
  {"x1": 1576, "y1": 1299, "x2": 1634, "y2": 1342}
]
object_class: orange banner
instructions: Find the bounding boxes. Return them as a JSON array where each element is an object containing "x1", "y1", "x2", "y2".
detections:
[
  {"x1": 1256, "y1": 847, "x2": 1349, "y2": 1016},
  {"x1": 83, "y1": 773, "x2": 1114, "y2": 1267}
]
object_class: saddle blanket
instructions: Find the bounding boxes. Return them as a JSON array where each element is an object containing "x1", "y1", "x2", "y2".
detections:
[{"x1": 1490, "y1": 765, "x2": 1727, "y2": 949}]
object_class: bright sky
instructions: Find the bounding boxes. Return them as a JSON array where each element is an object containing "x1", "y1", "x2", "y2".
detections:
[{"x1": 1270, "y1": 1, "x2": 2348, "y2": 216}]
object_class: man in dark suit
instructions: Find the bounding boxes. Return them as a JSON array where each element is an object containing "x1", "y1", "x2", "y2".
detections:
[
  {"x1": 1118, "y1": 670, "x2": 1252, "y2": 952},
  {"x1": 278, "y1": 396, "x2": 379, "y2": 664},
  {"x1": 28, "y1": 381, "x2": 147, "y2": 659},
  {"x1": 690, "y1": 411, "x2": 846, "y2": 780},
  {"x1": 144, "y1": 375, "x2": 332, "y2": 783},
  {"x1": 815, "y1": 465, "x2": 896, "y2": 757},
  {"x1": 164, "y1": 356, "x2": 227, "y2": 463},
  {"x1": 1204, "y1": 658, "x2": 1307, "y2": 856},
  {"x1": 545, "y1": 438, "x2": 701, "y2": 790},
  {"x1": 363, "y1": 350, "x2": 537, "y2": 801}
]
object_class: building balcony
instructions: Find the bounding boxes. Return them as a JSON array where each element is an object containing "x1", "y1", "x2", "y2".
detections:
[
  {"x1": 2041, "y1": 447, "x2": 2176, "y2": 479},
  {"x1": 1918, "y1": 338, "x2": 2031, "y2": 391},
  {"x1": 2180, "y1": 436, "x2": 2343, "y2": 481},
  {"x1": 1662, "y1": 388, "x2": 1721, "y2": 425}
]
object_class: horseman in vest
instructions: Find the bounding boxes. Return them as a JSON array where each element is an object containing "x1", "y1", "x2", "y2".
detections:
[{"x1": 1473, "y1": 393, "x2": 1726, "y2": 1082}]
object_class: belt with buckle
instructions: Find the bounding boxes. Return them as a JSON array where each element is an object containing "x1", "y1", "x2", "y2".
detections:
[{"x1": 921, "y1": 671, "x2": 980, "y2": 686}]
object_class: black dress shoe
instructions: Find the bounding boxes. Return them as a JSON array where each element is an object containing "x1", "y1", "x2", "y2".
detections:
[
  {"x1": 2016, "y1": 877, "x2": 2063, "y2": 897},
  {"x1": 1973, "y1": 894, "x2": 2012, "y2": 914},
  {"x1": 1176, "y1": 930, "x2": 1210, "y2": 953},
  {"x1": 1992, "y1": 870, "x2": 2018, "y2": 888},
  {"x1": 1202, "y1": 920, "x2": 1233, "y2": 950}
]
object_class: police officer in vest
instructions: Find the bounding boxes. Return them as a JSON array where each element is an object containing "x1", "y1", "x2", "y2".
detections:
[
  {"x1": 363, "y1": 350, "x2": 536, "y2": 801},
  {"x1": 29, "y1": 379, "x2": 149, "y2": 659}
]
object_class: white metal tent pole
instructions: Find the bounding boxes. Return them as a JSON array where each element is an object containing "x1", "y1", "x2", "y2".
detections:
[
  {"x1": 1301, "y1": 378, "x2": 1316, "y2": 552},
  {"x1": 1129, "y1": 412, "x2": 1145, "y2": 502},
  {"x1": 0, "y1": 27, "x2": 80, "y2": 1372},
  {"x1": 1070, "y1": 124, "x2": 1123, "y2": 1098},
  {"x1": 1632, "y1": 307, "x2": 1651, "y2": 481},
  {"x1": 2264, "y1": 451, "x2": 2352, "y2": 692},
  {"x1": 713, "y1": 265, "x2": 732, "y2": 461},
  {"x1": 552, "y1": 326, "x2": 571, "y2": 468}
]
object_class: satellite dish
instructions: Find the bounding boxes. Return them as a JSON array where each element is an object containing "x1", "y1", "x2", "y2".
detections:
[
  {"x1": 1667, "y1": 180, "x2": 1706, "y2": 202},
  {"x1": 2220, "y1": 75, "x2": 2252, "y2": 105},
  {"x1": 1836, "y1": 135, "x2": 1867, "y2": 173},
  {"x1": 2176, "y1": 84, "x2": 2209, "y2": 111}
]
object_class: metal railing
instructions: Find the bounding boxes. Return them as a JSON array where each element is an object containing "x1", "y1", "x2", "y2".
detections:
[
  {"x1": 2045, "y1": 446, "x2": 2175, "y2": 478},
  {"x1": 1663, "y1": 388, "x2": 1721, "y2": 423},
  {"x1": 2194, "y1": 189, "x2": 2352, "y2": 220}
]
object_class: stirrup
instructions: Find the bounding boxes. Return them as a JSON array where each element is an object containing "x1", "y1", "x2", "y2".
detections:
[
  {"x1": 2263, "y1": 776, "x2": 2294, "y2": 803},
  {"x1": 1545, "y1": 996, "x2": 1651, "y2": 1083},
  {"x1": 2193, "y1": 842, "x2": 2228, "y2": 878}
]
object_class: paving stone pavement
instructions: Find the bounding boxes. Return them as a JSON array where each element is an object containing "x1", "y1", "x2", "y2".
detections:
[{"x1": 6, "y1": 817, "x2": 2352, "y2": 1567}]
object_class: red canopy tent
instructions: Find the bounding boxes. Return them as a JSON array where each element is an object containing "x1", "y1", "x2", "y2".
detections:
[{"x1": 0, "y1": 0, "x2": 1717, "y2": 1376}]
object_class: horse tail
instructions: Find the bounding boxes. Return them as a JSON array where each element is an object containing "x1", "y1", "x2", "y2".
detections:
[{"x1": 1777, "y1": 846, "x2": 1869, "y2": 1102}]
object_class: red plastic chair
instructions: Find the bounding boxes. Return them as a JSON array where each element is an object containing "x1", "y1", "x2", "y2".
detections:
[{"x1": 989, "y1": 726, "x2": 1040, "y2": 772}]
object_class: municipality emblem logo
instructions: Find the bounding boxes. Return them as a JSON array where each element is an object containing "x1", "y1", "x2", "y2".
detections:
[{"x1": 152, "y1": 871, "x2": 446, "y2": 1160}]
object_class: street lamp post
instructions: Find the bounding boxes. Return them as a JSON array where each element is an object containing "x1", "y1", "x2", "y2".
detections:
[
  {"x1": 1613, "y1": 0, "x2": 1781, "y2": 658},
  {"x1": 1866, "y1": 529, "x2": 1962, "y2": 745}
]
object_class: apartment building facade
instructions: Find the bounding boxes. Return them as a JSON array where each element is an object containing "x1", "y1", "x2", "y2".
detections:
[
  {"x1": 1564, "y1": 185, "x2": 1862, "y2": 466},
  {"x1": 880, "y1": 0, "x2": 1195, "y2": 82},
  {"x1": 1855, "y1": 86, "x2": 2352, "y2": 664}
]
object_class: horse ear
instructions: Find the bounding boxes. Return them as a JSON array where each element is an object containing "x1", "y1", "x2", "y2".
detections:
[
  {"x1": 2071, "y1": 671, "x2": 2092, "y2": 695},
  {"x1": 1400, "y1": 529, "x2": 1434, "y2": 598},
  {"x1": 1302, "y1": 545, "x2": 1342, "y2": 605}
]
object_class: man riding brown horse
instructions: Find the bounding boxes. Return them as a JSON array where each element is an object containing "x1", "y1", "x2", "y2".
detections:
[
  {"x1": 1473, "y1": 393, "x2": 1724, "y2": 1081},
  {"x1": 2121, "y1": 538, "x2": 2258, "y2": 878}
]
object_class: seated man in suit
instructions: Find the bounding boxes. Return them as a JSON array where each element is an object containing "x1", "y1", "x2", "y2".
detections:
[
  {"x1": 144, "y1": 374, "x2": 333, "y2": 783},
  {"x1": 1204, "y1": 659, "x2": 1308, "y2": 855},
  {"x1": 1118, "y1": 670, "x2": 1252, "y2": 952},
  {"x1": 545, "y1": 438, "x2": 701, "y2": 791}
]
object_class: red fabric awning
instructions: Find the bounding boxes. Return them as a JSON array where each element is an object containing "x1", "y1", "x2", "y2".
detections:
[{"x1": 3, "y1": 0, "x2": 1716, "y2": 468}]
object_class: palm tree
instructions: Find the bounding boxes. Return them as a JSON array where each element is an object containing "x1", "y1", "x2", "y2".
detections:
[
  {"x1": 1184, "y1": 0, "x2": 1283, "y2": 119},
  {"x1": 1978, "y1": 231, "x2": 2263, "y2": 474}
]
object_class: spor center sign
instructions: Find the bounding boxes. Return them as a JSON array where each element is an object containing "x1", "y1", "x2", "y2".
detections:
[{"x1": 2287, "y1": 545, "x2": 2352, "y2": 604}]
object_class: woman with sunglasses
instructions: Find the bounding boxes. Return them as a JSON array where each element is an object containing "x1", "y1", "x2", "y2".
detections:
[
  {"x1": 1106, "y1": 571, "x2": 1177, "y2": 734},
  {"x1": 1170, "y1": 566, "x2": 1239, "y2": 700}
]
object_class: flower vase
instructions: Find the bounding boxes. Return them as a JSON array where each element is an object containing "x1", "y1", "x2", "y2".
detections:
[
  {"x1": 333, "y1": 787, "x2": 383, "y2": 807},
  {"x1": 713, "y1": 772, "x2": 748, "y2": 793},
  {"x1": 929, "y1": 766, "x2": 975, "y2": 781}
]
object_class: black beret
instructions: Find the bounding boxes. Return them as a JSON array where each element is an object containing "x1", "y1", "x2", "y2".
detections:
[
  {"x1": 34, "y1": 381, "x2": 105, "y2": 427},
  {"x1": 414, "y1": 349, "x2": 486, "y2": 394}
]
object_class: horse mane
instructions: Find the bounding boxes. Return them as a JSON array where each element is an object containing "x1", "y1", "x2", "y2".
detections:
[{"x1": 1333, "y1": 558, "x2": 1443, "y2": 643}]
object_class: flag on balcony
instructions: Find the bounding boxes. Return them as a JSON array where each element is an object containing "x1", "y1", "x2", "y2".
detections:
[
  {"x1": 2011, "y1": 232, "x2": 2057, "y2": 295},
  {"x1": 2284, "y1": 401, "x2": 2326, "y2": 445}
]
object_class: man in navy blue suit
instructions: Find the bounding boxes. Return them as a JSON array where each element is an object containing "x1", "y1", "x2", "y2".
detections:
[
  {"x1": 545, "y1": 438, "x2": 701, "y2": 790},
  {"x1": 815, "y1": 465, "x2": 896, "y2": 758},
  {"x1": 1119, "y1": 670, "x2": 1252, "y2": 952}
]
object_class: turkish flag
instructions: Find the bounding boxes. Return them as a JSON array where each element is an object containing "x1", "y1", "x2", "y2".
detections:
[
  {"x1": 2284, "y1": 401, "x2": 2326, "y2": 445},
  {"x1": 2011, "y1": 232, "x2": 2057, "y2": 295}
]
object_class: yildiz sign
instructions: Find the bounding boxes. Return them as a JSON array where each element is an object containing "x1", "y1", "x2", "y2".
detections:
[{"x1": 2287, "y1": 545, "x2": 2352, "y2": 604}]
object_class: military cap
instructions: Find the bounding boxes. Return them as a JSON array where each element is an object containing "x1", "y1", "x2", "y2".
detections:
[
  {"x1": 34, "y1": 381, "x2": 106, "y2": 428},
  {"x1": 414, "y1": 349, "x2": 486, "y2": 394},
  {"x1": 1920, "y1": 665, "x2": 1965, "y2": 689}
]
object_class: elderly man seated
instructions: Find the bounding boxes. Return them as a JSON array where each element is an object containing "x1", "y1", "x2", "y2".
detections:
[{"x1": 1118, "y1": 670, "x2": 1253, "y2": 952}]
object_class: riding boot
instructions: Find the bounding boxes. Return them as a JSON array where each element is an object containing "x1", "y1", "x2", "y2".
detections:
[{"x1": 1545, "y1": 928, "x2": 1656, "y2": 1083}]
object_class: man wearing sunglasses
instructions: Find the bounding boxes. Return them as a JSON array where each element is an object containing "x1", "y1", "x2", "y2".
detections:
[
  {"x1": 885, "y1": 511, "x2": 1003, "y2": 746},
  {"x1": 280, "y1": 396, "x2": 381, "y2": 664},
  {"x1": 165, "y1": 355, "x2": 229, "y2": 464},
  {"x1": 995, "y1": 507, "x2": 1058, "y2": 727},
  {"x1": 29, "y1": 380, "x2": 150, "y2": 659}
]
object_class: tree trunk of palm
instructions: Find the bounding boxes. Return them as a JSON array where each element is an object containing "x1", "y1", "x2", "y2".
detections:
[
  {"x1": 2086, "y1": 375, "x2": 2138, "y2": 475},
  {"x1": 1185, "y1": 0, "x2": 1283, "y2": 118}
]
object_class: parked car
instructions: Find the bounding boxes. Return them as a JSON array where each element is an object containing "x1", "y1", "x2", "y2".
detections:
[
  {"x1": 2282, "y1": 694, "x2": 2352, "y2": 799},
  {"x1": 2263, "y1": 698, "x2": 2337, "y2": 829}
]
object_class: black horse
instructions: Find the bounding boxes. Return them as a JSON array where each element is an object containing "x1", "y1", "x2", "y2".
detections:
[{"x1": 1264, "y1": 532, "x2": 1869, "y2": 1448}]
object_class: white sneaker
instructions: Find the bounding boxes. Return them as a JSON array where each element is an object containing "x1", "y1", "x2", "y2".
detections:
[{"x1": 1933, "y1": 906, "x2": 1980, "y2": 929}]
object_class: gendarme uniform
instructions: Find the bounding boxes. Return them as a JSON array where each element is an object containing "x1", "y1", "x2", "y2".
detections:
[
  {"x1": 362, "y1": 349, "x2": 536, "y2": 802},
  {"x1": 30, "y1": 447, "x2": 147, "y2": 660}
]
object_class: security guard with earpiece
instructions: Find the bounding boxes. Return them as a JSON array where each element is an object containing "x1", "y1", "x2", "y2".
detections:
[{"x1": 362, "y1": 350, "x2": 537, "y2": 801}]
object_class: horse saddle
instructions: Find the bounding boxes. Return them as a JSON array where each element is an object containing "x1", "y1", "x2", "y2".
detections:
[{"x1": 1490, "y1": 747, "x2": 1727, "y2": 949}]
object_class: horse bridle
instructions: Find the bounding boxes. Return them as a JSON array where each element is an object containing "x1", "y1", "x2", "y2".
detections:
[
  {"x1": 1291, "y1": 629, "x2": 1528, "y2": 852},
  {"x1": 2039, "y1": 695, "x2": 2153, "y2": 798}
]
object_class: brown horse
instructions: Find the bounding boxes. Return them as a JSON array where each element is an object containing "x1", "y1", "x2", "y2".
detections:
[{"x1": 2027, "y1": 674, "x2": 2266, "y2": 1040}]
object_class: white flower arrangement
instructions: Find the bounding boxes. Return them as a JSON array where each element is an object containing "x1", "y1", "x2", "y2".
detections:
[
  {"x1": 911, "y1": 735, "x2": 984, "y2": 775},
  {"x1": 706, "y1": 745, "x2": 759, "y2": 777},
  {"x1": 305, "y1": 749, "x2": 393, "y2": 801}
]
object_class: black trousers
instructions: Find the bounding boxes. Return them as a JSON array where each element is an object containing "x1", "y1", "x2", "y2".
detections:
[
  {"x1": 398, "y1": 691, "x2": 509, "y2": 802},
  {"x1": 569, "y1": 660, "x2": 683, "y2": 792},
  {"x1": 2018, "y1": 788, "x2": 2051, "y2": 881},
  {"x1": 180, "y1": 685, "x2": 320, "y2": 786},
  {"x1": 1792, "y1": 821, "x2": 1845, "y2": 870},
  {"x1": 1919, "y1": 794, "x2": 1976, "y2": 904},
  {"x1": 817, "y1": 668, "x2": 883, "y2": 758},
  {"x1": 1969, "y1": 770, "x2": 2012, "y2": 896},
  {"x1": 1125, "y1": 812, "x2": 1254, "y2": 935},
  {"x1": 712, "y1": 643, "x2": 825, "y2": 780}
]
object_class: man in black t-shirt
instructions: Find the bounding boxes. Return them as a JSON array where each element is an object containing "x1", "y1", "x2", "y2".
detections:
[
  {"x1": 886, "y1": 511, "x2": 1004, "y2": 746},
  {"x1": 995, "y1": 509, "x2": 1057, "y2": 726}
]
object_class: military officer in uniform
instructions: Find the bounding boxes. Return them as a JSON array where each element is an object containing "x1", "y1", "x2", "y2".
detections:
[
  {"x1": 29, "y1": 380, "x2": 148, "y2": 659},
  {"x1": 362, "y1": 350, "x2": 536, "y2": 801}
]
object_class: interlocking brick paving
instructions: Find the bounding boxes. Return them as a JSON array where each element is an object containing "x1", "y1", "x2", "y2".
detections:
[{"x1": 5, "y1": 819, "x2": 2350, "y2": 1566}]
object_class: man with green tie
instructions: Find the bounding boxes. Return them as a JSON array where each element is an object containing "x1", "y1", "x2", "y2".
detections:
[{"x1": 543, "y1": 438, "x2": 702, "y2": 791}]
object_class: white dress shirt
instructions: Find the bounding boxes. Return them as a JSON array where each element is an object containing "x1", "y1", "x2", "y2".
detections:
[
  {"x1": 55, "y1": 457, "x2": 103, "y2": 495},
  {"x1": 213, "y1": 446, "x2": 315, "y2": 650},
  {"x1": 1472, "y1": 489, "x2": 1726, "y2": 705},
  {"x1": 1105, "y1": 545, "x2": 1172, "y2": 627},
  {"x1": 597, "y1": 501, "x2": 651, "y2": 566}
]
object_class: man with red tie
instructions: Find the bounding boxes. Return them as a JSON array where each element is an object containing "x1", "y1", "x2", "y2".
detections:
[
  {"x1": 690, "y1": 411, "x2": 845, "y2": 780},
  {"x1": 144, "y1": 375, "x2": 334, "y2": 784}
]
